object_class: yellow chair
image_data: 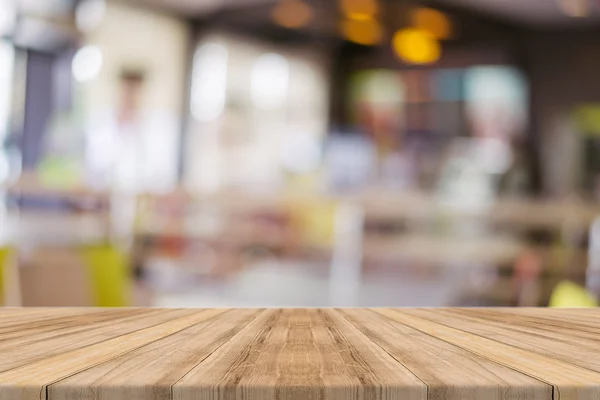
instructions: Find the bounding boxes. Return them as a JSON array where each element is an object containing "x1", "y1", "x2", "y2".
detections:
[
  {"x1": 0, "y1": 247, "x2": 9, "y2": 306},
  {"x1": 82, "y1": 245, "x2": 132, "y2": 307},
  {"x1": 548, "y1": 280, "x2": 597, "y2": 308}
]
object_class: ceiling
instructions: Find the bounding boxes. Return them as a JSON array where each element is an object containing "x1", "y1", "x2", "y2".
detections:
[
  {"x1": 434, "y1": 0, "x2": 600, "y2": 27},
  {"x1": 126, "y1": 0, "x2": 274, "y2": 16},
  {"x1": 129, "y1": 0, "x2": 600, "y2": 27}
]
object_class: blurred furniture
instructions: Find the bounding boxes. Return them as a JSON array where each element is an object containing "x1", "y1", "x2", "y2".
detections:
[
  {"x1": 549, "y1": 280, "x2": 597, "y2": 307},
  {"x1": 18, "y1": 246, "x2": 93, "y2": 306},
  {"x1": 133, "y1": 188, "x2": 600, "y2": 306},
  {"x1": 0, "y1": 247, "x2": 9, "y2": 306},
  {"x1": 1, "y1": 308, "x2": 600, "y2": 398},
  {"x1": 0, "y1": 174, "x2": 143, "y2": 306}
]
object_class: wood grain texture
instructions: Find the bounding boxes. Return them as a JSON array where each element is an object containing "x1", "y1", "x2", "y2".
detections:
[
  {"x1": 0, "y1": 308, "x2": 599, "y2": 400},
  {"x1": 173, "y1": 309, "x2": 426, "y2": 400},
  {"x1": 375, "y1": 309, "x2": 600, "y2": 400},
  {"x1": 338, "y1": 309, "x2": 551, "y2": 400}
]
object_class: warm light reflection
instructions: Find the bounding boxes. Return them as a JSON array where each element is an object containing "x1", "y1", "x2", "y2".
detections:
[
  {"x1": 341, "y1": 17, "x2": 383, "y2": 46},
  {"x1": 411, "y1": 7, "x2": 452, "y2": 40},
  {"x1": 272, "y1": 0, "x2": 313, "y2": 29},
  {"x1": 392, "y1": 28, "x2": 441, "y2": 64},
  {"x1": 340, "y1": 0, "x2": 379, "y2": 19}
]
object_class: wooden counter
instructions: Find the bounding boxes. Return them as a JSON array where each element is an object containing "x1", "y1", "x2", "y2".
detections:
[{"x1": 0, "y1": 308, "x2": 599, "y2": 399}]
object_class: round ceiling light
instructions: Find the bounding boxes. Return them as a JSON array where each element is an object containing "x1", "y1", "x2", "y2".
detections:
[
  {"x1": 392, "y1": 28, "x2": 441, "y2": 65},
  {"x1": 340, "y1": 0, "x2": 379, "y2": 19},
  {"x1": 341, "y1": 17, "x2": 383, "y2": 46},
  {"x1": 72, "y1": 45, "x2": 103, "y2": 83},
  {"x1": 272, "y1": 0, "x2": 313, "y2": 29},
  {"x1": 411, "y1": 7, "x2": 452, "y2": 40}
]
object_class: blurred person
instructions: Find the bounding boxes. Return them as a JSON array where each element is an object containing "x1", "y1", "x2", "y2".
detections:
[
  {"x1": 351, "y1": 71, "x2": 416, "y2": 190},
  {"x1": 498, "y1": 139, "x2": 531, "y2": 198},
  {"x1": 85, "y1": 69, "x2": 146, "y2": 189},
  {"x1": 113, "y1": 69, "x2": 145, "y2": 190},
  {"x1": 466, "y1": 102, "x2": 531, "y2": 198},
  {"x1": 85, "y1": 68, "x2": 179, "y2": 193}
]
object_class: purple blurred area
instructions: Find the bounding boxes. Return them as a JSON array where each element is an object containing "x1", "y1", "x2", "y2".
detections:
[{"x1": 1, "y1": 0, "x2": 600, "y2": 308}]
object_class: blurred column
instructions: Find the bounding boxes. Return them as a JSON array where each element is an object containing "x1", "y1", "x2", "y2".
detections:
[
  {"x1": 22, "y1": 51, "x2": 54, "y2": 169},
  {"x1": 587, "y1": 217, "x2": 600, "y2": 297},
  {"x1": 329, "y1": 201, "x2": 364, "y2": 306}
]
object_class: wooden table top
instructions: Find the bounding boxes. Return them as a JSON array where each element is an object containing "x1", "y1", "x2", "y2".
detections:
[{"x1": 1, "y1": 308, "x2": 599, "y2": 400}]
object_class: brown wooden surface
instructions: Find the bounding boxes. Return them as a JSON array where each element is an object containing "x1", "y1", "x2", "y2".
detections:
[{"x1": 0, "y1": 308, "x2": 599, "y2": 399}]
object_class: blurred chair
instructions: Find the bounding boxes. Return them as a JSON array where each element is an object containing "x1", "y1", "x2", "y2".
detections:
[
  {"x1": 548, "y1": 215, "x2": 600, "y2": 308},
  {"x1": 0, "y1": 247, "x2": 20, "y2": 306},
  {"x1": 18, "y1": 245, "x2": 133, "y2": 307},
  {"x1": 3, "y1": 174, "x2": 135, "y2": 307},
  {"x1": 83, "y1": 244, "x2": 132, "y2": 307},
  {"x1": 19, "y1": 246, "x2": 94, "y2": 306},
  {"x1": 549, "y1": 280, "x2": 597, "y2": 308},
  {"x1": 0, "y1": 247, "x2": 9, "y2": 305}
]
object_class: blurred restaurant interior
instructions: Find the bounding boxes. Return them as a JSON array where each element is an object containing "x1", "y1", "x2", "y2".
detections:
[{"x1": 2, "y1": 0, "x2": 600, "y2": 308}]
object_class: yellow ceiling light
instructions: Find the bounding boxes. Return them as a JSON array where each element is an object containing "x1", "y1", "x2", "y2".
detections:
[
  {"x1": 341, "y1": 17, "x2": 383, "y2": 46},
  {"x1": 272, "y1": 0, "x2": 313, "y2": 29},
  {"x1": 411, "y1": 7, "x2": 452, "y2": 40},
  {"x1": 340, "y1": 0, "x2": 380, "y2": 19},
  {"x1": 392, "y1": 28, "x2": 441, "y2": 65}
]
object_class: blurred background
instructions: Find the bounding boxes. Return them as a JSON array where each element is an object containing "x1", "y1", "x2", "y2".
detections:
[{"x1": 1, "y1": 0, "x2": 600, "y2": 308}]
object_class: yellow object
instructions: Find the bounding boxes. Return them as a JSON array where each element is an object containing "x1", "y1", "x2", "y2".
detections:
[
  {"x1": 574, "y1": 105, "x2": 600, "y2": 136},
  {"x1": 549, "y1": 280, "x2": 597, "y2": 308},
  {"x1": 37, "y1": 157, "x2": 82, "y2": 189},
  {"x1": 340, "y1": 0, "x2": 379, "y2": 19},
  {"x1": 392, "y1": 28, "x2": 441, "y2": 64},
  {"x1": 272, "y1": 0, "x2": 313, "y2": 29},
  {"x1": 83, "y1": 245, "x2": 132, "y2": 307},
  {"x1": 341, "y1": 17, "x2": 383, "y2": 46},
  {"x1": 288, "y1": 199, "x2": 337, "y2": 247},
  {"x1": 0, "y1": 248, "x2": 8, "y2": 306},
  {"x1": 411, "y1": 8, "x2": 452, "y2": 40}
]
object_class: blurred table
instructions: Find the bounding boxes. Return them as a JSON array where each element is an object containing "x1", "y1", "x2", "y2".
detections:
[{"x1": 1, "y1": 308, "x2": 600, "y2": 399}]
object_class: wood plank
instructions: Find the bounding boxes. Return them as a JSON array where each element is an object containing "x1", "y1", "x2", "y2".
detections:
[
  {"x1": 440, "y1": 308, "x2": 600, "y2": 341},
  {"x1": 489, "y1": 308, "x2": 600, "y2": 330},
  {"x1": 172, "y1": 308, "x2": 427, "y2": 400},
  {"x1": 48, "y1": 309, "x2": 264, "y2": 400},
  {"x1": 0, "y1": 308, "x2": 159, "y2": 345},
  {"x1": 0, "y1": 309, "x2": 196, "y2": 373},
  {"x1": 0, "y1": 309, "x2": 229, "y2": 400},
  {"x1": 0, "y1": 308, "x2": 114, "y2": 331},
  {"x1": 402, "y1": 309, "x2": 600, "y2": 373},
  {"x1": 374, "y1": 309, "x2": 600, "y2": 400},
  {"x1": 0, "y1": 308, "x2": 73, "y2": 318},
  {"x1": 0, "y1": 309, "x2": 600, "y2": 399},
  {"x1": 338, "y1": 309, "x2": 551, "y2": 400}
]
